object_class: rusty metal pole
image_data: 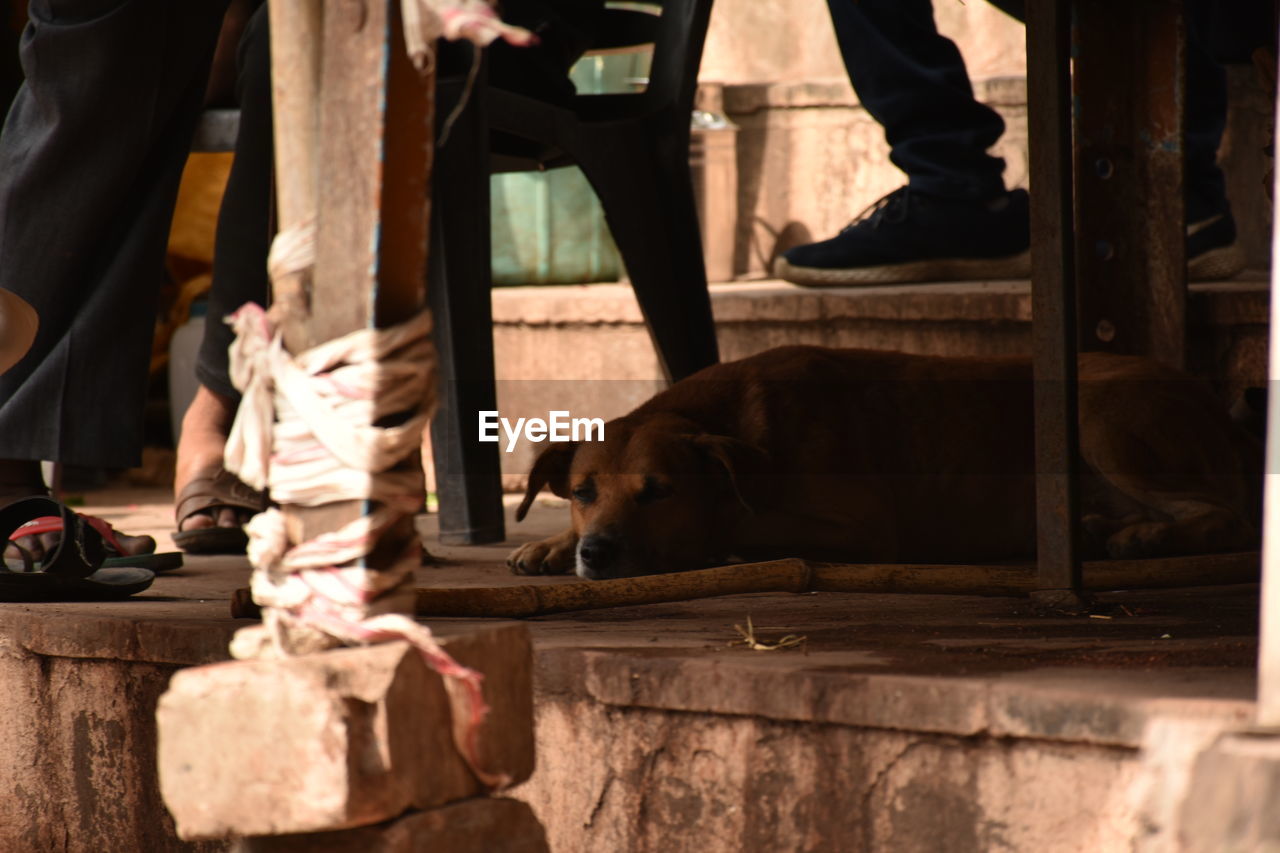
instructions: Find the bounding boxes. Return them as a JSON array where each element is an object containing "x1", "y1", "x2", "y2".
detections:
[
  {"x1": 1026, "y1": 0, "x2": 1187, "y2": 606},
  {"x1": 1073, "y1": 0, "x2": 1187, "y2": 367},
  {"x1": 1026, "y1": 0, "x2": 1083, "y2": 605}
]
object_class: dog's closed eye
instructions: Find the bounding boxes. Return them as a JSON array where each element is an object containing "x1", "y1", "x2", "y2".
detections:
[
  {"x1": 636, "y1": 476, "x2": 672, "y2": 505},
  {"x1": 572, "y1": 479, "x2": 597, "y2": 505}
]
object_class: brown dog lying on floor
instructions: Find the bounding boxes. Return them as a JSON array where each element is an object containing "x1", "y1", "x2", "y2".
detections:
[{"x1": 507, "y1": 346, "x2": 1261, "y2": 580}]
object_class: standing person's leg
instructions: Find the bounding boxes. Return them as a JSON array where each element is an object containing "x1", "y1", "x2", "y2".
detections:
[
  {"x1": 0, "y1": 0, "x2": 229, "y2": 479},
  {"x1": 0, "y1": 0, "x2": 229, "y2": 558},
  {"x1": 830, "y1": 0, "x2": 1008, "y2": 201},
  {"x1": 174, "y1": 2, "x2": 271, "y2": 550},
  {"x1": 777, "y1": 0, "x2": 1030, "y2": 286}
]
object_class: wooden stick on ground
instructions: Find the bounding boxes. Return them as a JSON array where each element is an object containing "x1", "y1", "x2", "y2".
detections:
[{"x1": 230, "y1": 552, "x2": 1261, "y2": 620}]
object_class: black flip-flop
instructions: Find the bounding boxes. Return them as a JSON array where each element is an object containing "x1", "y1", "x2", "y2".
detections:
[
  {"x1": 4, "y1": 553, "x2": 182, "y2": 575},
  {"x1": 0, "y1": 496, "x2": 156, "y2": 601},
  {"x1": 5, "y1": 499, "x2": 183, "y2": 574},
  {"x1": 102, "y1": 551, "x2": 184, "y2": 573}
]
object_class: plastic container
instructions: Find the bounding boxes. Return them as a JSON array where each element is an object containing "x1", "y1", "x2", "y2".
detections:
[{"x1": 690, "y1": 103, "x2": 739, "y2": 283}]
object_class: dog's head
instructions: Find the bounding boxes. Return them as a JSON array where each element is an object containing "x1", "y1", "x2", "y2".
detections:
[{"x1": 515, "y1": 415, "x2": 768, "y2": 579}]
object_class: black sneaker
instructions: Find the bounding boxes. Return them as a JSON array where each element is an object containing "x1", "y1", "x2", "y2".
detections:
[
  {"x1": 774, "y1": 187, "x2": 1032, "y2": 286},
  {"x1": 1187, "y1": 209, "x2": 1245, "y2": 281}
]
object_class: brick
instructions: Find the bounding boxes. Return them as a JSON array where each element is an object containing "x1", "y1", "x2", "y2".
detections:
[
  {"x1": 230, "y1": 797, "x2": 549, "y2": 853},
  {"x1": 157, "y1": 624, "x2": 534, "y2": 840}
]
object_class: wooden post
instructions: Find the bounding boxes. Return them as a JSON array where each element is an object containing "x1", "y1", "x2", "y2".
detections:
[
  {"x1": 267, "y1": 0, "x2": 322, "y2": 326},
  {"x1": 160, "y1": 6, "x2": 551, "y2": 849},
  {"x1": 1259, "y1": 50, "x2": 1280, "y2": 728},
  {"x1": 269, "y1": 0, "x2": 434, "y2": 600}
]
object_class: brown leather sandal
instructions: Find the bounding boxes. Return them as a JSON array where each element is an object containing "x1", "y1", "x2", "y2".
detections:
[{"x1": 173, "y1": 466, "x2": 266, "y2": 554}]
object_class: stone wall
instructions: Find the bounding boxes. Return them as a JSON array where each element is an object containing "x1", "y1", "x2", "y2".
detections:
[
  {"x1": 1, "y1": 607, "x2": 1270, "y2": 853},
  {"x1": 488, "y1": 281, "x2": 1268, "y2": 485},
  {"x1": 698, "y1": 0, "x2": 1026, "y2": 86},
  {"x1": 693, "y1": 1, "x2": 1272, "y2": 280},
  {"x1": 520, "y1": 698, "x2": 1143, "y2": 853},
  {"x1": 720, "y1": 78, "x2": 1029, "y2": 280},
  {"x1": 0, "y1": 651, "x2": 220, "y2": 853},
  {"x1": 696, "y1": 0, "x2": 1029, "y2": 280}
]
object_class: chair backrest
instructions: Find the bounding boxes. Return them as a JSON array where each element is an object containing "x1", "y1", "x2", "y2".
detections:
[
  {"x1": 578, "y1": 0, "x2": 714, "y2": 113},
  {"x1": 484, "y1": 0, "x2": 714, "y2": 171},
  {"x1": 641, "y1": 0, "x2": 713, "y2": 113}
]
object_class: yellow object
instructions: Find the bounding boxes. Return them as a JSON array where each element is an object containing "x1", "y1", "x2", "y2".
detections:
[
  {"x1": 153, "y1": 153, "x2": 233, "y2": 375},
  {"x1": 169, "y1": 152, "x2": 234, "y2": 265}
]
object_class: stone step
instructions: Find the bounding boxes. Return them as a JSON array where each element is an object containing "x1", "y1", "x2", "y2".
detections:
[
  {"x1": 0, "y1": 489, "x2": 1262, "y2": 853},
  {"x1": 232, "y1": 797, "x2": 549, "y2": 853},
  {"x1": 485, "y1": 276, "x2": 1269, "y2": 483}
]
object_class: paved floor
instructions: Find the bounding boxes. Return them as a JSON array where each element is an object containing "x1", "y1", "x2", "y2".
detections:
[
  {"x1": 1, "y1": 485, "x2": 1264, "y2": 853},
  {"x1": 1, "y1": 484, "x2": 1258, "y2": 744}
]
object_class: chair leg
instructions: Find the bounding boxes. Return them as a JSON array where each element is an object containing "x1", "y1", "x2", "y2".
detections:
[
  {"x1": 575, "y1": 130, "x2": 720, "y2": 382},
  {"x1": 427, "y1": 71, "x2": 506, "y2": 546}
]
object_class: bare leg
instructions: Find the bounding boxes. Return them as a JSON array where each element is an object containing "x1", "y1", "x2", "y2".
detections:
[{"x1": 174, "y1": 384, "x2": 249, "y2": 532}]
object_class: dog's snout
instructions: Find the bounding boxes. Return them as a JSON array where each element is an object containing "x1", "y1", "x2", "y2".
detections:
[{"x1": 578, "y1": 533, "x2": 620, "y2": 573}]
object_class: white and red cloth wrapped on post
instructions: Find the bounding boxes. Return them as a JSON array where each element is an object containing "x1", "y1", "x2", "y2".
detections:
[{"x1": 220, "y1": 0, "x2": 535, "y2": 790}]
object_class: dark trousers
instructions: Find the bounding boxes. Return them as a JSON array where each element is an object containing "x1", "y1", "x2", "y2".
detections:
[
  {"x1": 196, "y1": 3, "x2": 271, "y2": 402},
  {"x1": 0, "y1": 0, "x2": 229, "y2": 467},
  {"x1": 825, "y1": 0, "x2": 1228, "y2": 217}
]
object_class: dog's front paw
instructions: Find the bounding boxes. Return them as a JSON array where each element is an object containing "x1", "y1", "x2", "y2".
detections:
[
  {"x1": 1106, "y1": 521, "x2": 1171, "y2": 560},
  {"x1": 507, "y1": 528, "x2": 578, "y2": 575}
]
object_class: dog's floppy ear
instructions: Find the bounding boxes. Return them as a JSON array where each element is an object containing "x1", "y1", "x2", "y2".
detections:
[
  {"x1": 515, "y1": 441, "x2": 579, "y2": 521},
  {"x1": 690, "y1": 434, "x2": 769, "y2": 513}
]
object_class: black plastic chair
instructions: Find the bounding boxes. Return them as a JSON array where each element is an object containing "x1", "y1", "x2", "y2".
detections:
[{"x1": 429, "y1": 0, "x2": 720, "y2": 545}]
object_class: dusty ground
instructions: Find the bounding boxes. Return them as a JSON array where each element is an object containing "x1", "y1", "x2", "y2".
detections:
[
  {"x1": 0, "y1": 485, "x2": 1262, "y2": 853},
  {"x1": 5, "y1": 486, "x2": 1257, "y2": 701}
]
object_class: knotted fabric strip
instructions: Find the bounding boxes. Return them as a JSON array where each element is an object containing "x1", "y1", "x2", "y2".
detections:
[{"x1": 223, "y1": 301, "x2": 509, "y2": 790}]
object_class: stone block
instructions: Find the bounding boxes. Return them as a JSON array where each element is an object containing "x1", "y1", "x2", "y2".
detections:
[
  {"x1": 521, "y1": 696, "x2": 1144, "y2": 853},
  {"x1": 0, "y1": 652, "x2": 222, "y2": 853},
  {"x1": 1179, "y1": 731, "x2": 1280, "y2": 852},
  {"x1": 230, "y1": 797, "x2": 549, "y2": 853},
  {"x1": 157, "y1": 624, "x2": 534, "y2": 840}
]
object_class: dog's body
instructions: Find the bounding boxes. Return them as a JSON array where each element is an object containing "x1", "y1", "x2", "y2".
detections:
[{"x1": 509, "y1": 346, "x2": 1260, "y2": 579}]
